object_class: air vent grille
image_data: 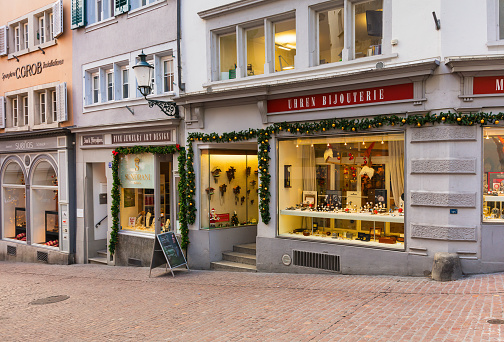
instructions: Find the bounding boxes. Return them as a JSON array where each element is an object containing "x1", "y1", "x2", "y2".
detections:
[
  {"x1": 128, "y1": 258, "x2": 142, "y2": 266},
  {"x1": 37, "y1": 251, "x2": 48, "y2": 263},
  {"x1": 7, "y1": 245, "x2": 16, "y2": 256},
  {"x1": 293, "y1": 250, "x2": 340, "y2": 272}
]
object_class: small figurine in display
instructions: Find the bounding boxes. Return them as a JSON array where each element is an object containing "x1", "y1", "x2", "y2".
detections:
[
  {"x1": 231, "y1": 211, "x2": 239, "y2": 226},
  {"x1": 209, "y1": 208, "x2": 218, "y2": 228},
  {"x1": 136, "y1": 211, "x2": 145, "y2": 227},
  {"x1": 219, "y1": 184, "x2": 227, "y2": 197},
  {"x1": 211, "y1": 167, "x2": 222, "y2": 183},
  {"x1": 145, "y1": 212, "x2": 152, "y2": 228},
  {"x1": 226, "y1": 167, "x2": 237, "y2": 183}
]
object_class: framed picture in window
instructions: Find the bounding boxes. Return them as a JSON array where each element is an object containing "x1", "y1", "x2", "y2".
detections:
[
  {"x1": 302, "y1": 191, "x2": 317, "y2": 205},
  {"x1": 326, "y1": 190, "x2": 342, "y2": 207},
  {"x1": 123, "y1": 188, "x2": 136, "y2": 208}
]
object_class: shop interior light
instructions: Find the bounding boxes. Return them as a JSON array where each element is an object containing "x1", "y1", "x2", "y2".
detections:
[
  {"x1": 381, "y1": 136, "x2": 384, "y2": 144},
  {"x1": 486, "y1": 132, "x2": 490, "y2": 140},
  {"x1": 344, "y1": 139, "x2": 347, "y2": 146},
  {"x1": 296, "y1": 144, "x2": 299, "y2": 148}
]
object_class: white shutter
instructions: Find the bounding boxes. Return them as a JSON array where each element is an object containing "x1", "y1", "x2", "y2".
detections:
[
  {"x1": 56, "y1": 83, "x2": 68, "y2": 122},
  {"x1": 53, "y1": 0, "x2": 64, "y2": 38},
  {"x1": 0, "y1": 97, "x2": 5, "y2": 129},
  {"x1": 0, "y1": 26, "x2": 8, "y2": 56}
]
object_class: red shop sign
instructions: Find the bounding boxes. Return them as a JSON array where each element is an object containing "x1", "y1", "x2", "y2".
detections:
[
  {"x1": 267, "y1": 83, "x2": 414, "y2": 114},
  {"x1": 473, "y1": 76, "x2": 504, "y2": 95}
]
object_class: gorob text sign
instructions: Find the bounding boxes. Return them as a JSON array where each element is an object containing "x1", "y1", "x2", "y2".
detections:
[
  {"x1": 267, "y1": 83, "x2": 414, "y2": 114},
  {"x1": 112, "y1": 131, "x2": 173, "y2": 144},
  {"x1": 2, "y1": 59, "x2": 64, "y2": 81},
  {"x1": 119, "y1": 153, "x2": 154, "y2": 188}
]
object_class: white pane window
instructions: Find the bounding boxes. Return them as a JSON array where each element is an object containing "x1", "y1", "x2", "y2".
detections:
[
  {"x1": 122, "y1": 69, "x2": 129, "y2": 99},
  {"x1": 148, "y1": 61, "x2": 154, "y2": 94},
  {"x1": 319, "y1": 7, "x2": 344, "y2": 64},
  {"x1": 500, "y1": 0, "x2": 504, "y2": 39},
  {"x1": 107, "y1": 72, "x2": 114, "y2": 101},
  {"x1": 49, "y1": 13, "x2": 54, "y2": 40},
  {"x1": 23, "y1": 96, "x2": 28, "y2": 126},
  {"x1": 246, "y1": 26, "x2": 265, "y2": 76},
  {"x1": 97, "y1": 0, "x2": 103, "y2": 22},
  {"x1": 92, "y1": 75, "x2": 99, "y2": 103},
  {"x1": 39, "y1": 16, "x2": 45, "y2": 44},
  {"x1": 12, "y1": 98, "x2": 18, "y2": 127},
  {"x1": 40, "y1": 93, "x2": 46, "y2": 124},
  {"x1": 23, "y1": 23, "x2": 28, "y2": 49},
  {"x1": 14, "y1": 26, "x2": 20, "y2": 52},
  {"x1": 354, "y1": 0, "x2": 383, "y2": 59},
  {"x1": 52, "y1": 91, "x2": 57, "y2": 122},
  {"x1": 163, "y1": 59, "x2": 174, "y2": 92},
  {"x1": 141, "y1": 0, "x2": 147, "y2": 6},
  {"x1": 274, "y1": 19, "x2": 296, "y2": 72},
  {"x1": 219, "y1": 33, "x2": 237, "y2": 80}
]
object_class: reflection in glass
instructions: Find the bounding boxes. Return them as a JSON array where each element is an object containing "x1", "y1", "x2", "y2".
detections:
[
  {"x1": 354, "y1": 0, "x2": 383, "y2": 59},
  {"x1": 319, "y1": 8, "x2": 344, "y2": 64},
  {"x1": 246, "y1": 26, "x2": 265, "y2": 76}
]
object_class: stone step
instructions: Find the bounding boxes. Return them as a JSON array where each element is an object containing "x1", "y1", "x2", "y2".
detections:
[
  {"x1": 233, "y1": 243, "x2": 256, "y2": 256},
  {"x1": 222, "y1": 251, "x2": 256, "y2": 265},
  {"x1": 88, "y1": 256, "x2": 108, "y2": 265},
  {"x1": 96, "y1": 250, "x2": 107, "y2": 258},
  {"x1": 210, "y1": 260, "x2": 257, "y2": 272}
]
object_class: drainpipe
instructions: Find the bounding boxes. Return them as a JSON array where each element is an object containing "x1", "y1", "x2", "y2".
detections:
[{"x1": 177, "y1": 0, "x2": 185, "y2": 92}]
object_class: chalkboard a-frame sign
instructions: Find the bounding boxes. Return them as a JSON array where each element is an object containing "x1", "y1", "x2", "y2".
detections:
[{"x1": 149, "y1": 232, "x2": 189, "y2": 277}]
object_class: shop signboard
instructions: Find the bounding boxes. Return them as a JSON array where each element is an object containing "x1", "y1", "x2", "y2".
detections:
[
  {"x1": 119, "y1": 153, "x2": 155, "y2": 189},
  {"x1": 267, "y1": 83, "x2": 414, "y2": 114},
  {"x1": 0, "y1": 136, "x2": 59, "y2": 153},
  {"x1": 149, "y1": 232, "x2": 189, "y2": 277},
  {"x1": 473, "y1": 76, "x2": 504, "y2": 95},
  {"x1": 111, "y1": 130, "x2": 173, "y2": 144}
]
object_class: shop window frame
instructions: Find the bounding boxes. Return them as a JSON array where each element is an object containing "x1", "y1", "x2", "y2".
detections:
[
  {"x1": 1, "y1": 158, "x2": 28, "y2": 244},
  {"x1": 275, "y1": 132, "x2": 406, "y2": 250}
]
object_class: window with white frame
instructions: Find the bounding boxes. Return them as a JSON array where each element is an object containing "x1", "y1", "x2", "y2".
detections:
[
  {"x1": 107, "y1": 71, "x2": 114, "y2": 101},
  {"x1": 23, "y1": 23, "x2": 28, "y2": 49},
  {"x1": 52, "y1": 91, "x2": 57, "y2": 122},
  {"x1": 38, "y1": 16, "x2": 46, "y2": 44},
  {"x1": 500, "y1": 0, "x2": 504, "y2": 40},
  {"x1": 162, "y1": 58, "x2": 174, "y2": 92},
  {"x1": 92, "y1": 74, "x2": 100, "y2": 103},
  {"x1": 97, "y1": 0, "x2": 103, "y2": 22},
  {"x1": 14, "y1": 26, "x2": 20, "y2": 52},
  {"x1": 12, "y1": 98, "x2": 18, "y2": 127},
  {"x1": 318, "y1": 6, "x2": 344, "y2": 64},
  {"x1": 40, "y1": 92, "x2": 47, "y2": 124},
  {"x1": 130, "y1": 0, "x2": 159, "y2": 11},
  {"x1": 23, "y1": 96, "x2": 28, "y2": 126},
  {"x1": 122, "y1": 68, "x2": 129, "y2": 99},
  {"x1": 49, "y1": 13, "x2": 54, "y2": 40}
]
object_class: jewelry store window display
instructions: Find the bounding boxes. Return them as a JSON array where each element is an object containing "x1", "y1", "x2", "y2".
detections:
[
  {"x1": 2, "y1": 162, "x2": 27, "y2": 242},
  {"x1": 200, "y1": 150, "x2": 259, "y2": 229},
  {"x1": 119, "y1": 153, "x2": 172, "y2": 233},
  {"x1": 483, "y1": 128, "x2": 504, "y2": 221},
  {"x1": 278, "y1": 133, "x2": 405, "y2": 249},
  {"x1": 31, "y1": 160, "x2": 59, "y2": 247}
]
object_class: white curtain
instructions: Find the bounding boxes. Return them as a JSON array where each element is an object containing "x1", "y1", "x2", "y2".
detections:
[
  {"x1": 389, "y1": 141, "x2": 404, "y2": 207},
  {"x1": 302, "y1": 145, "x2": 316, "y2": 191}
]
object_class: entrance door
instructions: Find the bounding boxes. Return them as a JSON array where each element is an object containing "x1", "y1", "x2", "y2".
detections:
[{"x1": 85, "y1": 162, "x2": 108, "y2": 261}]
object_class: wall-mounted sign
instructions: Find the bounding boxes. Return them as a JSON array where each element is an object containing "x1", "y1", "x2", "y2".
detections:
[
  {"x1": 2, "y1": 59, "x2": 64, "y2": 81},
  {"x1": 267, "y1": 83, "x2": 414, "y2": 114},
  {"x1": 82, "y1": 135, "x2": 104, "y2": 146},
  {"x1": 112, "y1": 130, "x2": 173, "y2": 144},
  {"x1": 119, "y1": 153, "x2": 154, "y2": 188},
  {"x1": 473, "y1": 76, "x2": 504, "y2": 95}
]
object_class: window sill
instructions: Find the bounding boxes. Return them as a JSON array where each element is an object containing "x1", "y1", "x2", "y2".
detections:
[
  {"x1": 5, "y1": 126, "x2": 29, "y2": 133},
  {"x1": 7, "y1": 40, "x2": 57, "y2": 60},
  {"x1": 33, "y1": 122, "x2": 58, "y2": 130},
  {"x1": 487, "y1": 40, "x2": 504, "y2": 47},
  {"x1": 83, "y1": 97, "x2": 145, "y2": 113},
  {"x1": 85, "y1": 17, "x2": 118, "y2": 33},
  {"x1": 278, "y1": 233, "x2": 405, "y2": 251},
  {"x1": 128, "y1": 0, "x2": 167, "y2": 19},
  {"x1": 204, "y1": 53, "x2": 398, "y2": 92},
  {"x1": 32, "y1": 242, "x2": 60, "y2": 250},
  {"x1": 3, "y1": 238, "x2": 27, "y2": 244},
  {"x1": 119, "y1": 230, "x2": 156, "y2": 239}
]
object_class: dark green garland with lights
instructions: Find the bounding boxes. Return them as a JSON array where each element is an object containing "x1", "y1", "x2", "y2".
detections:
[
  {"x1": 109, "y1": 145, "x2": 188, "y2": 255},
  {"x1": 186, "y1": 111, "x2": 504, "y2": 226}
]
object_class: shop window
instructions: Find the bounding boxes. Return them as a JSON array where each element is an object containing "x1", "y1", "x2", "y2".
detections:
[
  {"x1": 354, "y1": 0, "x2": 383, "y2": 59},
  {"x1": 119, "y1": 154, "x2": 172, "y2": 234},
  {"x1": 482, "y1": 128, "x2": 504, "y2": 221},
  {"x1": 219, "y1": 32, "x2": 237, "y2": 80},
  {"x1": 274, "y1": 19, "x2": 296, "y2": 72},
  {"x1": 200, "y1": 150, "x2": 259, "y2": 229},
  {"x1": 318, "y1": 7, "x2": 344, "y2": 64},
  {"x1": 246, "y1": 26, "x2": 265, "y2": 77},
  {"x1": 31, "y1": 161, "x2": 59, "y2": 247},
  {"x1": 2, "y1": 162, "x2": 26, "y2": 241},
  {"x1": 278, "y1": 133, "x2": 404, "y2": 248}
]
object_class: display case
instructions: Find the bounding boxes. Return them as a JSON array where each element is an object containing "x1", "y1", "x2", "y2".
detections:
[
  {"x1": 15, "y1": 207, "x2": 26, "y2": 237},
  {"x1": 200, "y1": 150, "x2": 259, "y2": 229},
  {"x1": 45, "y1": 210, "x2": 59, "y2": 246},
  {"x1": 483, "y1": 195, "x2": 504, "y2": 221}
]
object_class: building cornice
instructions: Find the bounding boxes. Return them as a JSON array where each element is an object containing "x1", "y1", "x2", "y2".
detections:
[
  {"x1": 445, "y1": 55, "x2": 504, "y2": 73},
  {"x1": 198, "y1": 0, "x2": 274, "y2": 20}
]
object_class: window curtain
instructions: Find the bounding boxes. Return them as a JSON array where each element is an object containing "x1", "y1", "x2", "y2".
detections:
[
  {"x1": 389, "y1": 141, "x2": 404, "y2": 207},
  {"x1": 302, "y1": 145, "x2": 316, "y2": 191}
]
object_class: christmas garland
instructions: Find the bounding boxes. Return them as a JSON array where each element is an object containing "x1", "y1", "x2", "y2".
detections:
[
  {"x1": 109, "y1": 144, "x2": 188, "y2": 255},
  {"x1": 186, "y1": 111, "x2": 502, "y2": 226}
]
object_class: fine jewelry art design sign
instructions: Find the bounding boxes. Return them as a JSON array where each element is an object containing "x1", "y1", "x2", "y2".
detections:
[{"x1": 112, "y1": 130, "x2": 173, "y2": 144}]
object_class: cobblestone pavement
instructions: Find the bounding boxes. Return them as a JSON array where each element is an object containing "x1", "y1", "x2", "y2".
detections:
[{"x1": 1, "y1": 262, "x2": 504, "y2": 342}]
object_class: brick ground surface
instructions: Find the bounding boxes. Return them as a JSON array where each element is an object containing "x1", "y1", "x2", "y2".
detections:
[{"x1": 1, "y1": 262, "x2": 504, "y2": 341}]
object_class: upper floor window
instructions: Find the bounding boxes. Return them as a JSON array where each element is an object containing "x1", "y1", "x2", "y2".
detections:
[
  {"x1": 500, "y1": 0, "x2": 504, "y2": 39},
  {"x1": 39, "y1": 92, "x2": 47, "y2": 124},
  {"x1": 23, "y1": 23, "x2": 28, "y2": 49},
  {"x1": 354, "y1": 0, "x2": 382, "y2": 59},
  {"x1": 12, "y1": 98, "x2": 18, "y2": 127},
  {"x1": 163, "y1": 58, "x2": 174, "y2": 92},
  {"x1": 23, "y1": 96, "x2": 28, "y2": 126},
  {"x1": 107, "y1": 71, "x2": 114, "y2": 101},
  {"x1": 318, "y1": 7, "x2": 344, "y2": 64},
  {"x1": 92, "y1": 74, "x2": 100, "y2": 104},
  {"x1": 122, "y1": 68, "x2": 129, "y2": 99},
  {"x1": 219, "y1": 33, "x2": 236, "y2": 80},
  {"x1": 274, "y1": 19, "x2": 296, "y2": 71},
  {"x1": 51, "y1": 91, "x2": 57, "y2": 122},
  {"x1": 38, "y1": 16, "x2": 46, "y2": 44},
  {"x1": 14, "y1": 26, "x2": 20, "y2": 52}
]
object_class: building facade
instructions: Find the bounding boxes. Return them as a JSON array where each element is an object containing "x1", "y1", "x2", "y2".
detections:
[
  {"x1": 70, "y1": 0, "x2": 184, "y2": 266},
  {"x1": 176, "y1": 0, "x2": 504, "y2": 275},
  {"x1": 0, "y1": 0, "x2": 75, "y2": 264}
]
